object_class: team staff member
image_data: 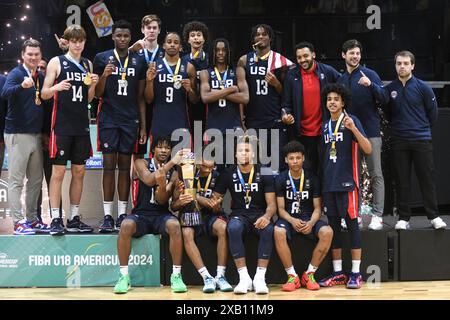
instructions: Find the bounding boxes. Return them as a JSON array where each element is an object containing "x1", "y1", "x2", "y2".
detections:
[
  {"x1": 1, "y1": 39, "x2": 47, "y2": 234},
  {"x1": 282, "y1": 41, "x2": 340, "y2": 175},
  {"x1": 386, "y1": 51, "x2": 447, "y2": 230},
  {"x1": 337, "y1": 39, "x2": 389, "y2": 230}
]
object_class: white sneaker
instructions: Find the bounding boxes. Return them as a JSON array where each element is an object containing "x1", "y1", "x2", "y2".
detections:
[
  {"x1": 202, "y1": 276, "x2": 216, "y2": 293},
  {"x1": 253, "y1": 277, "x2": 269, "y2": 294},
  {"x1": 430, "y1": 217, "x2": 447, "y2": 230},
  {"x1": 395, "y1": 220, "x2": 410, "y2": 230},
  {"x1": 341, "y1": 218, "x2": 347, "y2": 230},
  {"x1": 233, "y1": 277, "x2": 253, "y2": 294},
  {"x1": 368, "y1": 216, "x2": 383, "y2": 230}
]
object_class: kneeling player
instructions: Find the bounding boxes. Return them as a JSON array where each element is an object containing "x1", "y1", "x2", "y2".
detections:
[
  {"x1": 114, "y1": 137, "x2": 188, "y2": 294},
  {"x1": 171, "y1": 154, "x2": 233, "y2": 293},
  {"x1": 274, "y1": 141, "x2": 333, "y2": 291},
  {"x1": 318, "y1": 84, "x2": 372, "y2": 289}
]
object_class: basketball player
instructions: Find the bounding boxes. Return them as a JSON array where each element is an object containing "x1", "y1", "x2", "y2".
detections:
[
  {"x1": 318, "y1": 84, "x2": 372, "y2": 289},
  {"x1": 113, "y1": 137, "x2": 188, "y2": 294},
  {"x1": 41, "y1": 25, "x2": 98, "y2": 235},
  {"x1": 213, "y1": 135, "x2": 276, "y2": 295},
  {"x1": 93, "y1": 20, "x2": 147, "y2": 232},
  {"x1": 274, "y1": 141, "x2": 333, "y2": 291},
  {"x1": 145, "y1": 32, "x2": 198, "y2": 149}
]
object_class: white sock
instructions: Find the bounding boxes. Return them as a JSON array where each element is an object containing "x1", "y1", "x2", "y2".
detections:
[
  {"x1": 173, "y1": 265, "x2": 182, "y2": 275},
  {"x1": 103, "y1": 201, "x2": 113, "y2": 217},
  {"x1": 118, "y1": 201, "x2": 128, "y2": 216},
  {"x1": 120, "y1": 266, "x2": 128, "y2": 276},
  {"x1": 352, "y1": 260, "x2": 361, "y2": 273},
  {"x1": 237, "y1": 266, "x2": 250, "y2": 281},
  {"x1": 51, "y1": 208, "x2": 60, "y2": 220},
  {"x1": 255, "y1": 267, "x2": 267, "y2": 280},
  {"x1": 285, "y1": 266, "x2": 297, "y2": 277},
  {"x1": 216, "y1": 266, "x2": 226, "y2": 278},
  {"x1": 198, "y1": 267, "x2": 212, "y2": 280},
  {"x1": 70, "y1": 204, "x2": 79, "y2": 220},
  {"x1": 307, "y1": 263, "x2": 318, "y2": 273},
  {"x1": 333, "y1": 260, "x2": 342, "y2": 273}
]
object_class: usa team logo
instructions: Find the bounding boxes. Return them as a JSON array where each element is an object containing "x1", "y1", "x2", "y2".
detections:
[
  {"x1": 286, "y1": 180, "x2": 290, "y2": 186},
  {"x1": 391, "y1": 91, "x2": 398, "y2": 99},
  {"x1": 63, "y1": 61, "x2": 68, "y2": 66},
  {"x1": 60, "y1": 150, "x2": 65, "y2": 156},
  {"x1": 104, "y1": 143, "x2": 109, "y2": 148}
]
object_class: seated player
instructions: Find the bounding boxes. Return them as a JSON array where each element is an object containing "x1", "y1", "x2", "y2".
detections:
[
  {"x1": 274, "y1": 141, "x2": 333, "y2": 291},
  {"x1": 171, "y1": 151, "x2": 233, "y2": 293},
  {"x1": 113, "y1": 137, "x2": 188, "y2": 294}
]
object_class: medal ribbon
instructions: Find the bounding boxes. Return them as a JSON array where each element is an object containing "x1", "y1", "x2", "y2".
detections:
[
  {"x1": 113, "y1": 49, "x2": 129, "y2": 81},
  {"x1": 23, "y1": 65, "x2": 40, "y2": 103},
  {"x1": 162, "y1": 58, "x2": 181, "y2": 81},
  {"x1": 214, "y1": 67, "x2": 228, "y2": 89},
  {"x1": 196, "y1": 170, "x2": 212, "y2": 195},
  {"x1": 144, "y1": 45, "x2": 159, "y2": 64},
  {"x1": 254, "y1": 49, "x2": 271, "y2": 63},
  {"x1": 288, "y1": 169, "x2": 304, "y2": 201},
  {"x1": 328, "y1": 112, "x2": 345, "y2": 150},
  {"x1": 65, "y1": 54, "x2": 89, "y2": 74},
  {"x1": 237, "y1": 166, "x2": 254, "y2": 206}
]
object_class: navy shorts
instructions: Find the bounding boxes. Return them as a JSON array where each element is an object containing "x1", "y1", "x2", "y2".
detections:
[
  {"x1": 98, "y1": 122, "x2": 139, "y2": 155},
  {"x1": 183, "y1": 214, "x2": 228, "y2": 239},
  {"x1": 276, "y1": 215, "x2": 328, "y2": 241},
  {"x1": 51, "y1": 135, "x2": 92, "y2": 165},
  {"x1": 125, "y1": 212, "x2": 178, "y2": 238},
  {"x1": 323, "y1": 189, "x2": 359, "y2": 219}
]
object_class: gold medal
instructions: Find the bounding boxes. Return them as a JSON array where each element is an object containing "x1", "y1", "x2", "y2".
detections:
[
  {"x1": 35, "y1": 95, "x2": 41, "y2": 106},
  {"x1": 83, "y1": 73, "x2": 92, "y2": 86},
  {"x1": 330, "y1": 148, "x2": 337, "y2": 158}
]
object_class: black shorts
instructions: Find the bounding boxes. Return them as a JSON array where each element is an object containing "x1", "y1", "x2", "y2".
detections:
[
  {"x1": 276, "y1": 215, "x2": 328, "y2": 241},
  {"x1": 184, "y1": 214, "x2": 228, "y2": 239},
  {"x1": 125, "y1": 212, "x2": 178, "y2": 238},
  {"x1": 98, "y1": 122, "x2": 139, "y2": 155},
  {"x1": 51, "y1": 134, "x2": 92, "y2": 165},
  {"x1": 323, "y1": 189, "x2": 359, "y2": 219}
]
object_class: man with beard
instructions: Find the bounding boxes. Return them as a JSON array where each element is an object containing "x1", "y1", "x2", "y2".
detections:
[{"x1": 282, "y1": 42, "x2": 340, "y2": 175}]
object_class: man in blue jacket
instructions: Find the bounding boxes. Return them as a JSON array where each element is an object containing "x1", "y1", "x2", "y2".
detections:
[
  {"x1": 337, "y1": 39, "x2": 389, "y2": 230},
  {"x1": 282, "y1": 41, "x2": 340, "y2": 176},
  {"x1": 1, "y1": 39, "x2": 48, "y2": 235},
  {"x1": 386, "y1": 51, "x2": 446, "y2": 230}
]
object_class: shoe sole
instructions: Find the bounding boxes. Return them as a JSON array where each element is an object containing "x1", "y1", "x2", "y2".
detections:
[
  {"x1": 13, "y1": 232, "x2": 35, "y2": 235},
  {"x1": 114, "y1": 285, "x2": 131, "y2": 294},
  {"x1": 203, "y1": 289, "x2": 215, "y2": 293},
  {"x1": 172, "y1": 289, "x2": 188, "y2": 293},
  {"x1": 99, "y1": 229, "x2": 115, "y2": 233},
  {"x1": 50, "y1": 231, "x2": 65, "y2": 236},
  {"x1": 218, "y1": 287, "x2": 233, "y2": 292},
  {"x1": 66, "y1": 228, "x2": 94, "y2": 233}
]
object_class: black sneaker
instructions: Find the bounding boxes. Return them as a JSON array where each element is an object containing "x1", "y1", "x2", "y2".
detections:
[
  {"x1": 115, "y1": 214, "x2": 127, "y2": 231},
  {"x1": 66, "y1": 216, "x2": 94, "y2": 233},
  {"x1": 50, "y1": 218, "x2": 65, "y2": 236},
  {"x1": 99, "y1": 215, "x2": 115, "y2": 233}
]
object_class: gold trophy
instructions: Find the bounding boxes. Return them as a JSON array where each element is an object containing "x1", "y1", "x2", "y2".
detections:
[{"x1": 179, "y1": 151, "x2": 202, "y2": 226}]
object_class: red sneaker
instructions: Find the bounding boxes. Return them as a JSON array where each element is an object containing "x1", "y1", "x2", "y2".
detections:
[
  {"x1": 281, "y1": 274, "x2": 300, "y2": 292},
  {"x1": 301, "y1": 272, "x2": 320, "y2": 290}
]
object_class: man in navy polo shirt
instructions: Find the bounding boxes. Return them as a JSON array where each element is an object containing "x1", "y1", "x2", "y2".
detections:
[
  {"x1": 386, "y1": 51, "x2": 446, "y2": 230},
  {"x1": 1, "y1": 39, "x2": 48, "y2": 235}
]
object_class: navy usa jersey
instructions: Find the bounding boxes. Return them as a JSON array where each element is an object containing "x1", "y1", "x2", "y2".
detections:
[
  {"x1": 195, "y1": 169, "x2": 222, "y2": 216},
  {"x1": 215, "y1": 165, "x2": 275, "y2": 216},
  {"x1": 322, "y1": 113, "x2": 366, "y2": 192},
  {"x1": 182, "y1": 52, "x2": 209, "y2": 80},
  {"x1": 205, "y1": 67, "x2": 242, "y2": 132},
  {"x1": 275, "y1": 169, "x2": 320, "y2": 217},
  {"x1": 151, "y1": 57, "x2": 190, "y2": 138},
  {"x1": 52, "y1": 55, "x2": 90, "y2": 136},
  {"x1": 132, "y1": 158, "x2": 174, "y2": 215},
  {"x1": 93, "y1": 50, "x2": 146, "y2": 124},
  {"x1": 137, "y1": 47, "x2": 165, "y2": 65},
  {"x1": 244, "y1": 52, "x2": 282, "y2": 129}
]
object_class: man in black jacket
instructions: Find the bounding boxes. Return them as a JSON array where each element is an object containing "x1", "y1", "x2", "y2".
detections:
[{"x1": 282, "y1": 42, "x2": 340, "y2": 175}]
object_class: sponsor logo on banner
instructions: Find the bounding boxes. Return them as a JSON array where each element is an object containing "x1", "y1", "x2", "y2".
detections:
[
  {"x1": 86, "y1": 1, "x2": 114, "y2": 38},
  {"x1": 0, "y1": 253, "x2": 18, "y2": 269}
]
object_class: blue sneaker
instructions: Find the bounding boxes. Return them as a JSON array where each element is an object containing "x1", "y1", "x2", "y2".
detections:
[
  {"x1": 50, "y1": 218, "x2": 65, "y2": 236},
  {"x1": 346, "y1": 272, "x2": 362, "y2": 289},
  {"x1": 215, "y1": 275, "x2": 233, "y2": 292},
  {"x1": 30, "y1": 219, "x2": 51, "y2": 234},
  {"x1": 203, "y1": 276, "x2": 216, "y2": 293},
  {"x1": 318, "y1": 271, "x2": 348, "y2": 287},
  {"x1": 14, "y1": 219, "x2": 35, "y2": 235}
]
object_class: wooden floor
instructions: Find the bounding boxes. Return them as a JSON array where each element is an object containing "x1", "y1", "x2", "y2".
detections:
[{"x1": 1, "y1": 281, "x2": 450, "y2": 300}]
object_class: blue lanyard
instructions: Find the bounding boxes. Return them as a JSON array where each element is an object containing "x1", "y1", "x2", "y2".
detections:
[
  {"x1": 65, "y1": 54, "x2": 88, "y2": 73},
  {"x1": 144, "y1": 46, "x2": 159, "y2": 64},
  {"x1": 288, "y1": 170, "x2": 304, "y2": 198},
  {"x1": 162, "y1": 58, "x2": 181, "y2": 76},
  {"x1": 237, "y1": 167, "x2": 247, "y2": 192}
]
